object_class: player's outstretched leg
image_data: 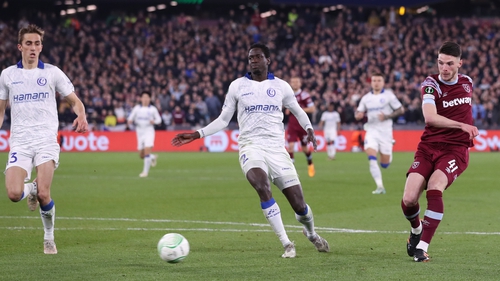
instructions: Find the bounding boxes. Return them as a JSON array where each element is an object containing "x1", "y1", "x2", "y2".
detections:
[
  {"x1": 295, "y1": 204, "x2": 329, "y2": 252},
  {"x1": 368, "y1": 156, "x2": 385, "y2": 194},
  {"x1": 140, "y1": 154, "x2": 152, "y2": 177}
]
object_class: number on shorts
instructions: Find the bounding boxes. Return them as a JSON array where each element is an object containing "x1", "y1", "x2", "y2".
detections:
[{"x1": 9, "y1": 152, "x2": 18, "y2": 163}]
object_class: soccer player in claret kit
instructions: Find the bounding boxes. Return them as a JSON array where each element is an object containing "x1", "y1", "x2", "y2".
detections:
[
  {"x1": 285, "y1": 76, "x2": 316, "y2": 177},
  {"x1": 0, "y1": 24, "x2": 88, "y2": 254},
  {"x1": 401, "y1": 41, "x2": 479, "y2": 262},
  {"x1": 172, "y1": 43, "x2": 329, "y2": 258}
]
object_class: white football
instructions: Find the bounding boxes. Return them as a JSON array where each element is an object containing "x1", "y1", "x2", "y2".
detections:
[{"x1": 157, "y1": 233, "x2": 190, "y2": 263}]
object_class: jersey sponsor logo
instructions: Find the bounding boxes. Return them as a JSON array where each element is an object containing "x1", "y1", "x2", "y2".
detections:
[
  {"x1": 13, "y1": 92, "x2": 49, "y2": 103},
  {"x1": 442, "y1": 97, "x2": 471, "y2": 108},
  {"x1": 424, "y1": 87, "x2": 434, "y2": 94},
  {"x1": 37, "y1": 77, "x2": 47, "y2": 86},
  {"x1": 244, "y1": 104, "x2": 280, "y2": 112},
  {"x1": 266, "y1": 88, "x2": 276, "y2": 97},
  {"x1": 411, "y1": 161, "x2": 420, "y2": 169},
  {"x1": 462, "y1": 84, "x2": 471, "y2": 93}
]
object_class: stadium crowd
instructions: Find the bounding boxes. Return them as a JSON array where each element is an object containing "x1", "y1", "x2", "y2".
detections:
[{"x1": 0, "y1": 4, "x2": 499, "y2": 131}]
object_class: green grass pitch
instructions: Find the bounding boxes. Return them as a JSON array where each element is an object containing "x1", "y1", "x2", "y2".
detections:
[{"x1": 0, "y1": 151, "x2": 499, "y2": 281}]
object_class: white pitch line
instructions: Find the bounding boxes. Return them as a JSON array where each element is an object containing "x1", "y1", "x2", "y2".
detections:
[{"x1": 1, "y1": 216, "x2": 499, "y2": 235}]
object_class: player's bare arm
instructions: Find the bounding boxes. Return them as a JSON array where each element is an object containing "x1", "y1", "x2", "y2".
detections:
[
  {"x1": 379, "y1": 106, "x2": 405, "y2": 121},
  {"x1": 172, "y1": 131, "x2": 200, "y2": 147},
  {"x1": 65, "y1": 92, "x2": 88, "y2": 133},
  {"x1": 422, "y1": 103, "x2": 478, "y2": 139},
  {"x1": 0, "y1": 100, "x2": 7, "y2": 127}
]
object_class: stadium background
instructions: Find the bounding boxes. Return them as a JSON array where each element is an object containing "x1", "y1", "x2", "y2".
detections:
[{"x1": 0, "y1": 0, "x2": 498, "y2": 152}]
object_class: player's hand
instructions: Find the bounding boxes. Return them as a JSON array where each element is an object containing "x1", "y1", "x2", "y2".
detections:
[
  {"x1": 460, "y1": 123, "x2": 479, "y2": 140},
  {"x1": 72, "y1": 115, "x2": 88, "y2": 133},
  {"x1": 378, "y1": 112, "x2": 386, "y2": 121},
  {"x1": 306, "y1": 128, "x2": 318, "y2": 151},
  {"x1": 171, "y1": 132, "x2": 200, "y2": 147}
]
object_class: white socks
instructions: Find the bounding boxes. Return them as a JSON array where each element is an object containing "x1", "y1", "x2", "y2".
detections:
[
  {"x1": 327, "y1": 144, "x2": 336, "y2": 159},
  {"x1": 262, "y1": 201, "x2": 291, "y2": 247},
  {"x1": 295, "y1": 204, "x2": 317, "y2": 238},
  {"x1": 40, "y1": 203, "x2": 55, "y2": 241},
  {"x1": 369, "y1": 159, "x2": 384, "y2": 188},
  {"x1": 20, "y1": 183, "x2": 35, "y2": 201},
  {"x1": 143, "y1": 155, "x2": 152, "y2": 174}
]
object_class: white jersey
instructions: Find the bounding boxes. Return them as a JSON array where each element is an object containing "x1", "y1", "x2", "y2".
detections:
[
  {"x1": 0, "y1": 61, "x2": 74, "y2": 146},
  {"x1": 356, "y1": 89, "x2": 402, "y2": 132},
  {"x1": 320, "y1": 111, "x2": 341, "y2": 132},
  {"x1": 224, "y1": 73, "x2": 302, "y2": 148},
  {"x1": 127, "y1": 104, "x2": 161, "y2": 134}
]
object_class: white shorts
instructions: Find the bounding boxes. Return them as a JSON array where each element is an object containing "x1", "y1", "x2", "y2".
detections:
[
  {"x1": 5, "y1": 142, "x2": 60, "y2": 182},
  {"x1": 136, "y1": 131, "x2": 155, "y2": 150},
  {"x1": 324, "y1": 129, "x2": 338, "y2": 142},
  {"x1": 364, "y1": 130, "x2": 393, "y2": 155},
  {"x1": 239, "y1": 145, "x2": 300, "y2": 191}
]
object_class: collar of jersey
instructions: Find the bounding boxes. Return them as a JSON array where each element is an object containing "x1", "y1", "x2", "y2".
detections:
[
  {"x1": 245, "y1": 72, "x2": 275, "y2": 80},
  {"x1": 370, "y1": 88, "x2": 385, "y2": 94},
  {"x1": 17, "y1": 60, "x2": 45, "y2": 69},
  {"x1": 438, "y1": 75, "x2": 458, "y2": 85}
]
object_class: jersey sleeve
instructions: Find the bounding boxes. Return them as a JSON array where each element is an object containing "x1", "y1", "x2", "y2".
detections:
[
  {"x1": 389, "y1": 93, "x2": 403, "y2": 110},
  {"x1": 197, "y1": 83, "x2": 237, "y2": 138},
  {"x1": 356, "y1": 96, "x2": 366, "y2": 112},
  {"x1": 53, "y1": 66, "x2": 75, "y2": 96},
  {"x1": 282, "y1": 81, "x2": 298, "y2": 107},
  {"x1": 222, "y1": 81, "x2": 238, "y2": 112},
  {"x1": 152, "y1": 107, "x2": 162, "y2": 125},
  {"x1": 127, "y1": 105, "x2": 138, "y2": 122},
  {"x1": 421, "y1": 76, "x2": 441, "y2": 102},
  {"x1": 0, "y1": 70, "x2": 8, "y2": 100}
]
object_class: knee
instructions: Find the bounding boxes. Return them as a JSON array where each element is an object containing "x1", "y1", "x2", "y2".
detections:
[
  {"x1": 37, "y1": 186, "x2": 51, "y2": 202},
  {"x1": 402, "y1": 196, "x2": 418, "y2": 207},
  {"x1": 7, "y1": 190, "x2": 22, "y2": 202}
]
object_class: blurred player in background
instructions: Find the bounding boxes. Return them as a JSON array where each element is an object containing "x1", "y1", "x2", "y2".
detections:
[
  {"x1": 402, "y1": 42, "x2": 478, "y2": 262},
  {"x1": 0, "y1": 24, "x2": 88, "y2": 254},
  {"x1": 318, "y1": 102, "x2": 341, "y2": 160},
  {"x1": 355, "y1": 73, "x2": 404, "y2": 194},
  {"x1": 172, "y1": 43, "x2": 329, "y2": 258},
  {"x1": 285, "y1": 76, "x2": 316, "y2": 177},
  {"x1": 127, "y1": 91, "x2": 162, "y2": 178}
]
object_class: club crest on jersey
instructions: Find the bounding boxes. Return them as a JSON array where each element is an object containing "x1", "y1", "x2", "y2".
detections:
[
  {"x1": 267, "y1": 88, "x2": 276, "y2": 97},
  {"x1": 411, "y1": 161, "x2": 420, "y2": 169},
  {"x1": 379, "y1": 98, "x2": 385, "y2": 103},
  {"x1": 462, "y1": 84, "x2": 471, "y2": 93},
  {"x1": 37, "y1": 77, "x2": 47, "y2": 86}
]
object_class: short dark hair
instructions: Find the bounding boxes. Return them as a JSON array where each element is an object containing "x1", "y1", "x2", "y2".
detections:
[
  {"x1": 249, "y1": 43, "x2": 271, "y2": 58},
  {"x1": 371, "y1": 72, "x2": 385, "y2": 80},
  {"x1": 141, "y1": 91, "x2": 151, "y2": 97},
  {"x1": 438, "y1": 41, "x2": 461, "y2": 58}
]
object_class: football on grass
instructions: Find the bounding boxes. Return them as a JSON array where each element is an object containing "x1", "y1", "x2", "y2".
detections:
[{"x1": 157, "y1": 233, "x2": 190, "y2": 263}]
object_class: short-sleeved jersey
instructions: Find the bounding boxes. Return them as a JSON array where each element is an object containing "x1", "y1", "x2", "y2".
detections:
[
  {"x1": 223, "y1": 73, "x2": 304, "y2": 148},
  {"x1": 287, "y1": 90, "x2": 314, "y2": 132},
  {"x1": 320, "y1": 110, "x2": 341, "y2": 132},
  {"x1": 0, "y1": 61, "x2": 74, "y2": 146},
  {"x1": 420, "y1": 74, "x2": 474, "y2": 147},
  {"x1": 356, "y1": 89, "x2": 402, "y2": 132},
  {"x1": 127, "y1": 104, "x2": 161, "y2": 134}
]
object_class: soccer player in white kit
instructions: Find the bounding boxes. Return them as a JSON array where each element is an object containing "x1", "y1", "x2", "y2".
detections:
[
  {"x1": 355, "y1": 73, "x2": 404, "y2": 194},
  {"x1": 172, "y1": 43, "x2": 329, "y2": 258},
  {"x1": 319, "y1": 103, "x2": 341, "y2": 160},
  {"x1": 0, "y1": 25, "x2": 88, "y2": 254},
  {"x1": 127, "y1": 91, "x2": 162, "y2": 177}
]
